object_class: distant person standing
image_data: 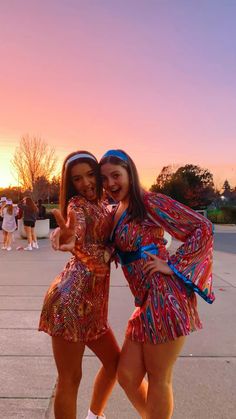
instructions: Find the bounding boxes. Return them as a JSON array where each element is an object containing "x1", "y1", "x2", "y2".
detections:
[
  {"x1": 0, "y1": 196, "x2": 7, "y2": 208},
  {"x1": 0, "y1": 197, "x2": 7, "y2": 216},
  {"x1": 1, "y1": 200, "x2": 18, "y2": 251},
  {"x1": 18, "y1": 197, "x2": 39, "y2": 250},
  {"x1": 0, "y1": 197, "x2": 7, "y2": 245},
  {"x1": 37, "y1": 199, "x2": 46, "y2": 219}
]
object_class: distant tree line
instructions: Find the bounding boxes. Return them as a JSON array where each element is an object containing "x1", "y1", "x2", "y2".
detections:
[
  {"x1": 2, "y1": 134, "x2": 236, "y2": 211},
  {"x1": 0, "y1": 176, "x2": 60, "y2": 204},
  {"x1": 150, "y1": 164, "x2": 236, "y2": 209}
]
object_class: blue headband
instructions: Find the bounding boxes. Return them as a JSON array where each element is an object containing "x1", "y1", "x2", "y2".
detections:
[{"x1": 101, "y1": 150, "x2": 129, "y2": 162}]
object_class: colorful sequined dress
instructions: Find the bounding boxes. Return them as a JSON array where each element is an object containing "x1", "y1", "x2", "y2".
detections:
[
  {"x1": 113, "y1": 192, "x2": 214, "y2": 345},
  {"x1": 39, "y1": 196, "x2": 113, "y2": 342}
]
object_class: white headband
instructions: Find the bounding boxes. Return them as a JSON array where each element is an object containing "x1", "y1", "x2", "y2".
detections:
[
  {"x1": 65, "y1": 153, "x2": 97, "y2": 167},
  {"x1": 6, "y1": 200, "x2": 13, "y2": 205}
]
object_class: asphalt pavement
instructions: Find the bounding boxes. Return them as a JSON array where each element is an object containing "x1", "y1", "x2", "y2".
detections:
[{"x1": 0, "y1": 225, "x2": 235, "y2": 419}]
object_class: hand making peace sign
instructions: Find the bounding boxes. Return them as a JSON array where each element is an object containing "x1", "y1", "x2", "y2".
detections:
[{"x1": 50, "y1": 209, "x2": 76, "y2": 252}]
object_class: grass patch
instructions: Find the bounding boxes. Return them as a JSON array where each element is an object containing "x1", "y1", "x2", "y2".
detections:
[{"x1": 208, "y1": 207, "x2": 236, "y2": 224}]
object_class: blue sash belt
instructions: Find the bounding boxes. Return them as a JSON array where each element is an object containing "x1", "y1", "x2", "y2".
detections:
[{"x1": 117, "y1": 243, "x2": 158, "y2": 266}]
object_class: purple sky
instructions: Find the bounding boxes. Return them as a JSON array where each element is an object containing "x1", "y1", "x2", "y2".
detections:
[{"x1": 0, "y1": 0, "x2": 236, "y2": 189}]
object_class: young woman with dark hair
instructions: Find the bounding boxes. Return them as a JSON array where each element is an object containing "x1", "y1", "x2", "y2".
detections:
[
  {"x1": 99, "y1": 149, "x2": 214, "y2": 419},
  {"x1": 18, "y1": 196, "x2": 39, "y2": 250},
  {"x1": 39, "y1": 151, "x2": 120, "y2": 419}
]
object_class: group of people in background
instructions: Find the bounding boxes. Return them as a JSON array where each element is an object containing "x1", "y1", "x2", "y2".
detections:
[{"x1": 0, "y1": 196, "x2": 44, "y2": 251}]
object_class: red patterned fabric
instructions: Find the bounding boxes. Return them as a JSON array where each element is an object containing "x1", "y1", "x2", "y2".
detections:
[
  {"x1": 145, "y1": 193, "x2": 214, "y2": 303},
  {"x1": 113, "y1": 192, "x2": 214, "y2": 344}
]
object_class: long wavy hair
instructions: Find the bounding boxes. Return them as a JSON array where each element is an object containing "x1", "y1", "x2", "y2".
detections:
[
  {"x1": 25, "y1": 196, "x2": 38, "y2": 213},
  {"x1": 60, "y1": 150, "x2": 102, "y2": 220},
  {"x1": 99, "y1": 149, "x2": 147, "y2": 221},
  {"x1": 6, "y1": 204, "x2": 13, "y2": 215}
]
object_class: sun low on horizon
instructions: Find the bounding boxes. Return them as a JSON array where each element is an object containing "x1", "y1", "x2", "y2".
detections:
[
  {"x1": 0, "y1": 141, "x2": 17, "y2": 188},
  {"x1": 1, "y1": 136, "x2": 236, "y2": 193}
]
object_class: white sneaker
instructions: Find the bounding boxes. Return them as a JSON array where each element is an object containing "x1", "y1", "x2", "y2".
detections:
[
  {"x1": 6, "y1": 246, "x2": 12, "y2": 251},
  {"x1": 32, "y1": 241, "x2": 39, "y2": 249},
  {"x1": 85, "y1": 410, "x2": 106, "y2": 419},
  {"x1": 24, "y1": 245, "x2": 32, "y2": 251},
  {"x1": 1, "y1": 246, "x2": 6, "y2": 250}
]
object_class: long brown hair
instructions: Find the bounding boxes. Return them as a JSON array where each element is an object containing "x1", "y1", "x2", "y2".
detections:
[
  {"x1": 100, "y1": 149, "x2": 147, "y2": 221},
  {"x1": 25, "y1": 196, "x2": 38, "y2": 212},
  {"x1": 7, "y1": 204, "x2": 13, "y2": 215},
  {"x1": 60, "y1": 150, "x2": 102, "y2": 220}
]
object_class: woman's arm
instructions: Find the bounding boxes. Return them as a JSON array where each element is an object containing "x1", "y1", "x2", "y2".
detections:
[{"x1": 145, "y1": 192, "x2": 214, "y2": 303}]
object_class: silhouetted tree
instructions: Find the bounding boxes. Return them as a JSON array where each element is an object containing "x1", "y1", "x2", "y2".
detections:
[
  {"x1": 33, "y1": 176, "x2": 50, "y2": 202},
  {"x1": 150, "y1": 164, "x2": 216, "y2": 208},
  {"x1": 150, "y1": 165, "x2": 176, "y2": 195},
  {"x1": 11, "y1": 135, "x2": 57, "y2": 198},
  {"x1": 222, "y1": 179, "x2": 231, "y2": 191},
  {"x1": 222, "y1": 179, "x2": 232, "y2": 198},
  {"x1": 151, "y1": 166, "x2": 172, "y2": 191},
  {"x1": 0, "y1": 186, "x2": 22, "y2": 203},
  {"x1": 49, "y1": 176, "x2": 60, "y2": 203}
]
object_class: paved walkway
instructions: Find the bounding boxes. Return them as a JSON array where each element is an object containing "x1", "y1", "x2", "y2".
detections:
[{"x1": 0, "y1": 225, "x2": 235, "y2": 418}]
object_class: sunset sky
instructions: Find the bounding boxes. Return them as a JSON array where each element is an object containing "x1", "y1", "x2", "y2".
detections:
[{"x1": 0, "y1": 1, "x2": 236, "y2": 190}]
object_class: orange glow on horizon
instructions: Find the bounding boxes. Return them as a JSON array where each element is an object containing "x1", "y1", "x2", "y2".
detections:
[{"x1": 1, "y1": 141, "x2": 236, "y2": 191}]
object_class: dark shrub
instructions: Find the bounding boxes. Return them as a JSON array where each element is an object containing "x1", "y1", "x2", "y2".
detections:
[
  {"x1": 221, "y1": 206, "x2": 236, "y2": 223},
  {"x1": 208, "y1": 207, "x2": 236, "y2": 224},
  {"x1": 46, "y1": 212, "x2": 58, "y2": 229}
]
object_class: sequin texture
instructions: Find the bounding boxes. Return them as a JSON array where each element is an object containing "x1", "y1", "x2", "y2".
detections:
[{"x1": 39, "y1": 196, "x2": 113, "y2": 342}]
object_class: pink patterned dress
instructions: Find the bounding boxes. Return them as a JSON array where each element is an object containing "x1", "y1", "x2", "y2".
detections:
[
  {"x1": 112, "y1": 192, "x2": 214, "y2": 345},
  {"x1": 39, "y1": 196, "x2": 113, "y2": 342}
]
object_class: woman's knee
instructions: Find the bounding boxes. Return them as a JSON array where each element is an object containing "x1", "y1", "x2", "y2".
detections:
[
  {"x1": 148, "y1": 367, "x2": 173, "y2": 388},
  {"x1": 117, "y1": 366, "x2": 130, "y2": 389},
  {"x1": 117, "y1": 364, "x2": 142, "y2": 390},
  {"x1": 103, "y1": 353, "x2": 119, "y2": 380},
  {"x1": 57, "y1": 369, "x2": 82, "y2": 389}
]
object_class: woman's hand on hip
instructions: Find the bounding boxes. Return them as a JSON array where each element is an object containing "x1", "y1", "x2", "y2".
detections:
[{"x1": 143, "y1": 252, "x2": 173, "y2": 276}]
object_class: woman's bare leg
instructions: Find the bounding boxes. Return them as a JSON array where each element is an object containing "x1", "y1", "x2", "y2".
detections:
[
  {"x1": 24, "y1": 225, "x2": 32, "y2": 245},
  {"x1": 2, "y1": 230, "x2": 7, "y2": 247},
  {"x1": 87, "y1": 328, "x2": 120, "y2": 416},
  {"x1": 6, "y1": 232, "x2": 12, "y2": 248},
  {"x1": 31, "y1": 226, "x2": 37, "y2": 242},
  {"x1": 52, "y1": 336, "x2": 85, "y2": 419},
  {"x1": 117, "y1": 338, "x2": 147, "y2": 418},
  {"x1": 143, "y1": 336, "x2": 186, "y2": 419}
]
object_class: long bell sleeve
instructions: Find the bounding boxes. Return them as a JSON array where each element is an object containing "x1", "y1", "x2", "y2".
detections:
[
  {"x1": 145, "y1": 192, "x2": 214, "y2": 303},
  {"x1": 67, "y1": 197, "x2": 86, "y2": 247}
]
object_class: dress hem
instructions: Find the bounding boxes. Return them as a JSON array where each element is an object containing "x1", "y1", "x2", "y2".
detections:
[
  {"x1": 38, "y1": 324, "x2": 111, "y2": 343},
  {"x1": 125, "y1": 324, "x2": 203, "y2": 345}
]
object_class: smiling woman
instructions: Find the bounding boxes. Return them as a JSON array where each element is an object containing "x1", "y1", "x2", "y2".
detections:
[
  {"x1": 38, "y1": 150, "x2": 120, "y2": 419},
  {"x1": 71, "y1": 162, "x2": 97, "y2": 202}
]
